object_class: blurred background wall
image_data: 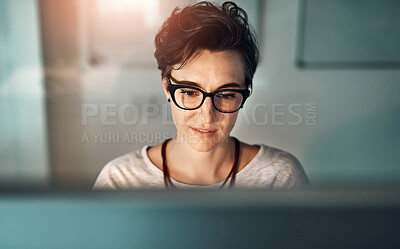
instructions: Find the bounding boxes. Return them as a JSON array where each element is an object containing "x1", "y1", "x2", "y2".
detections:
[
  {"x1": 1, "y1": 0, "x2": 399, "y2": 189},
  {"x1": 0, "y1": 0, "x2": 49, "y2": 187}
]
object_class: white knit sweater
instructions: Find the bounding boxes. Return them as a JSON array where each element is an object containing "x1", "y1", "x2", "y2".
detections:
[{"x1": 93, "y1": 144, "x2": 309, "y2": 190}]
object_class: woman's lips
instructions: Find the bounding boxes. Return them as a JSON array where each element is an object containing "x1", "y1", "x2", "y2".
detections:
[{"x1": 190, "y1": 127, "x2": 217, "y2": 138}]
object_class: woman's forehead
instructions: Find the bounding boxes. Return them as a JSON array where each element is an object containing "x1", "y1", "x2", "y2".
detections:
[{"x1": 171, "y1": 50, "x2": 246, "y2": 89}]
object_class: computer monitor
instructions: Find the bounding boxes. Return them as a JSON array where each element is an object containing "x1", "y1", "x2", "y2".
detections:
[{"x1": 1, "y1": 188, "x2": 399, "y2": 249}]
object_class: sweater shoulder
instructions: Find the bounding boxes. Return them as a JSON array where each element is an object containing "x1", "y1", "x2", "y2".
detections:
[
  {"x1": 237, "y1": 144, "x2": 309, "y2": 189},
  {"x1": 92, "y1": 147, "x2": 163, "y2": 189}
]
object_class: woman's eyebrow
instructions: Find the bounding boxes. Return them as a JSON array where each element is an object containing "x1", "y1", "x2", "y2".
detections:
[
  {"x1": 216, "y1": 83, "x2": 242, "y2": 89},
  {"x1": 170, "y1": 76, "x2": 242, "y2": 89},
  {"x1": 172, "y1": 78, "x2": 202, "y2": 88}
]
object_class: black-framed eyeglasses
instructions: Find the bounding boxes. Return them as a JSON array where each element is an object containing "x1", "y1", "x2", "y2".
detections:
[{"x1": 167, "y1": 76, "x2": 250, "y2": 113}]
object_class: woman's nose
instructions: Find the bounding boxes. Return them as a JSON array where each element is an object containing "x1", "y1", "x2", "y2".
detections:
[{"x1": 199, "y1": 96, "x2": 217, "y2": 124}]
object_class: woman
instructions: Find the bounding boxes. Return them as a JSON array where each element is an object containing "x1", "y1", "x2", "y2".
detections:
[{"x1": 93, "y1": 1, "x2": 308, "y2": 190}]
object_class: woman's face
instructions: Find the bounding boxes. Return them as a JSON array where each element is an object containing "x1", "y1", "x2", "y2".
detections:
[{"x1": 163, "y1": 49, "x2": 246, "y2": 152}]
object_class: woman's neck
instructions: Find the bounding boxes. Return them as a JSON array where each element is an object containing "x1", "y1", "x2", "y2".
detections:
[{"x1": 166, "y1": 136, "x2": 236, "y2": 185}]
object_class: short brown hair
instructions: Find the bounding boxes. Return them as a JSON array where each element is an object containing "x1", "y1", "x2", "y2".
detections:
[{"x1": 154, "y1": 1, "x2": 259, "y2": 89}]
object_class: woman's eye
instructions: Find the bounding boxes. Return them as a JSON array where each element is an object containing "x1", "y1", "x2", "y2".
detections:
[
  {"x1": 217, "y1": 93, "x2": 236, "y2": 99},
  {"x1": 180, "y1": 90, "x2": 199, "y2": 96}
]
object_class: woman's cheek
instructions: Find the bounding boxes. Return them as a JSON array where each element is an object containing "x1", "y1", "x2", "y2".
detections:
[
  {"x1": 224, "y1": 113, "x2": 239, "y2": 133},
  {"x1": 171, "y1": 107, "x2": 193, "y2": 134},
  {"x1": 170, "y1": 105, "x2": 184, "y2": 126}
]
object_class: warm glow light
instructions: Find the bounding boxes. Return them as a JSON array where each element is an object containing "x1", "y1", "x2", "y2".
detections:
[{"x1": 96, "y1": 0, "x2": 160, "y2": 27}]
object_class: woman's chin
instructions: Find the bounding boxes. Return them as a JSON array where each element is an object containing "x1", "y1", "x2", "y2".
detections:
[
  {"x1": 187, "y1": 135, "x2": 228, "y2": 152},
  {"x1": 188, "y1": 141, "x2": 217, "y2": 152}
]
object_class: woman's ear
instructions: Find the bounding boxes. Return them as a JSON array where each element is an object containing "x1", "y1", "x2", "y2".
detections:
[{"x1": 162, "y1": 77, "x2": 170, "y2": 102}]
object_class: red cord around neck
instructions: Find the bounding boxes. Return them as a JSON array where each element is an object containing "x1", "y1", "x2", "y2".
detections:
[{"x1": 161, "y1": 137, "x2": 240, "y2": 190}]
